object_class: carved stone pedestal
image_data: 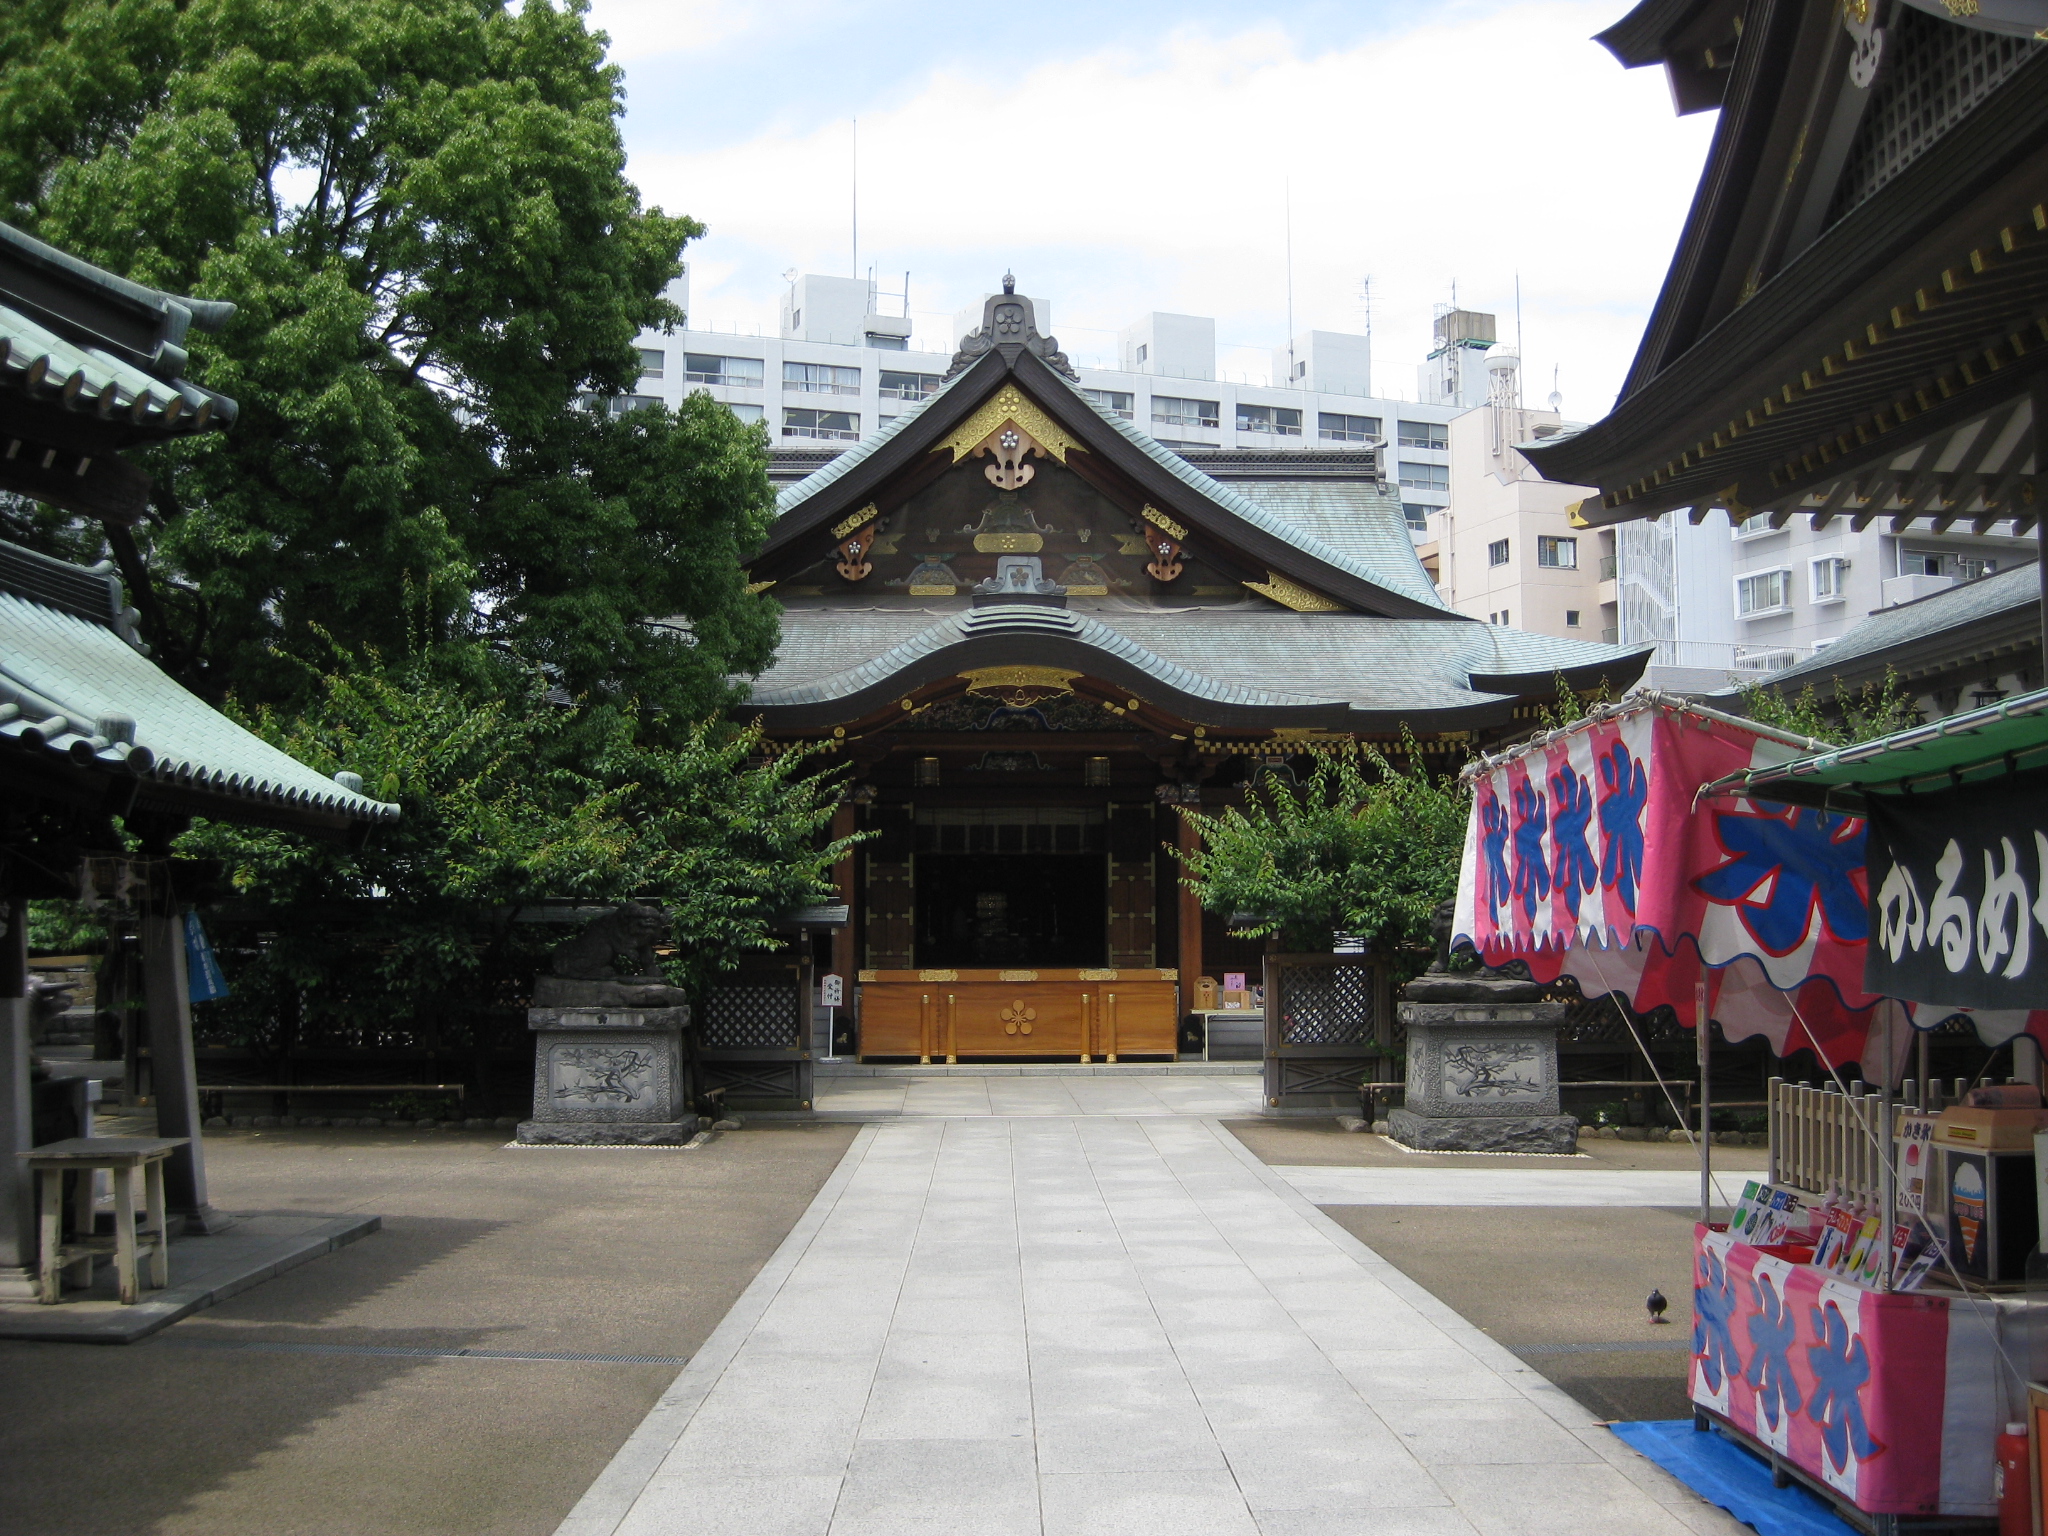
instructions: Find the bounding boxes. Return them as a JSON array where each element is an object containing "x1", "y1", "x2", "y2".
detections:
[
  {"x1": 516, "y1": 978, "x2": 697, "y2": 1146},
  {"x1": 1390, "y1": 999, "x2": 1578, "y2": 1154}
]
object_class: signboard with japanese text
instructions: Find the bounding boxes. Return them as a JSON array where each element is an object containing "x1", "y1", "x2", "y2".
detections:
[{"x1": 1865, "y1": 768, "x2": 2048, "y2": 1011}]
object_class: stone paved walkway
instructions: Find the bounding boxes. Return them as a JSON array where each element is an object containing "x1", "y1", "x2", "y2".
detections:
[
  {"x1": 558, "y1": 1114, "x2": 1742, "y2": 1536},
  {"x1": 810, "y1": 1071, "x2": 1263, "y2": 1120}
]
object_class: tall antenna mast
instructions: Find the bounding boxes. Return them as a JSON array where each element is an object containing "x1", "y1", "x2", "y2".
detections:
[
  {"x1": 850, "y1": 117, "x2": 858, "y2": 281},
  {"x1": 1515, "y1": 270, "x2": 1523, "y2": 366},
  {"x1": 1284, "y1": 179, "x2": 1297, "y2": 387}
]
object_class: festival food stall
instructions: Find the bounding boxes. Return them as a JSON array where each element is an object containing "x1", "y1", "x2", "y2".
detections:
[{"x1": 1452, "y1": 688, "x2": 2048, "y2": 1530}]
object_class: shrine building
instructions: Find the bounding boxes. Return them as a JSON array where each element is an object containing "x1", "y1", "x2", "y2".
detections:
[{"x1": 738, "y1": 279, "x2": 1649, "y2": 1063}]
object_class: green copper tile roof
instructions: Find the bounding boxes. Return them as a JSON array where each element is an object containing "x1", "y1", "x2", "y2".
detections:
[
  {"x1": 1221, "y1": 480, "x2": 1443, "y2": 609},
  {"x1": 749, "y1": 602, "x2": 1645, "y2": 721},
  {"x1": 0, "y1": 300, "x2": 229, "y2": 433},
  {"x1": 1, "y1": 548, "x2": 396, "y2": 826}
]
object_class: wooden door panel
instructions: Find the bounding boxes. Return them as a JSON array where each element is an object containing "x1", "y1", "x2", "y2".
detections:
[
  {"x1": 949, "y1": 988, "x2": 1084, "y2": 1055},
  {"x1": 1095, "y1": 985, "x2": 1178, "y2": 1057},
  {"x1": 860, "y1": 988, "x2": 928, "y2": 1057}
]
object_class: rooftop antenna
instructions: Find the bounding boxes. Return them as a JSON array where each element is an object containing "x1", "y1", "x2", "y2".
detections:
[
  {"x1": 1358, "y1": 274, "x2": 1373, "y2": 395},
  {"x1": 1515, "y1": 270, "x2": 1524, "y2": 369},
  {"x1": 850, "y1": 116, "x2": 858, "y2": 282},
  {"x1": 1549, "y1": 365, "x2": 1563, "y2": 414},
  {"x1": 1284, "y1": 179, "x2": 1297, "y2": 389}
]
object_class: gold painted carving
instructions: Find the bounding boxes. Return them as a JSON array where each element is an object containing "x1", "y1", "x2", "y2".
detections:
[
  {"x1": 907, "y1": 584, "x2": 957, "y2": 596},
  {"x1": 1244, "y1": 572, "x2": 1344, "y2": 612},
  {"x1": 858, "y1": 969, "x2": 878, "y2": 982},
  {"x1": 1078, "y1": 968, "x2": 1119, "y2": 981},
  {"x1": 998, "y1": 970, "x2": 1039, "y2": 982},
  {"x1": 745, "y1": 579, "x2": 777, "y2": 595},
  {"x1": 835, "y1": 522, "x2": 877, "y2": 581},
  {"x1": 832, "y1": 505, "x2": 880, "y2": 540},
  {"x1": 1158, "y1": 968, "x2": 1178, "y2": 981},
  {"x1": 1001, "y1": 999, "x2": 1037, "y2": 1036},
  {"x1": 939, "y1": 385, "x2": 1081, "y2": 465},
  {"x1": 1140, "y1": 505, "x2": 1188, "y2": 539},
  {"x1": 1270, "y1": 727, "x2": 1348, "y2": 742},
  {"x1": 959, "y1": 666, "x2": 1079, "y2": 695},
  {"x1": 973, "y1": 529, "x2": 1043, "y2": 553},
  {"x1": 918, "y1": 969, "x2": 959, "y2": 982},
  {"x1": 1113, "y1": 533, "x2": 1148, "y2": 556}
]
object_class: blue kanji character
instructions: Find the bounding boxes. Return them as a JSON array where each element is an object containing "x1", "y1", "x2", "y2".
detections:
[
  {"x1": 1806, "y1": 1298, "x2": 1882, "y2": 1473},
  {"x1": 1480, "y1": 789, "x2": 1512, "y2": 912},
  {"x1": 1744, "y1": 1271, "x2": 1801, "y2": 1433},
  {"x1": 1511, "y1": 776, "x2": 1550, "y2": 920},
  {"x1": 1693, "y1": 1244, "x2": 1739, "y2": 1396},
  {"x1": 1550, "y1": 763, "x2": 1597, "y2": 918},
  {"x1": 1597, "y1": 742, "x2": 1648, "y2": 914},
  {"x1": 1693, "y1": 807, "x2": 1868, "y2": 954}
]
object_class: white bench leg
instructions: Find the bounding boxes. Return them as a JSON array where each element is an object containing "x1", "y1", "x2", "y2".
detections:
[
  {"x1": 37, "y1": 1169, "x2": 62, "y2": 1304},
  {"x1": 144, "y1": 1159, "x2": 169, "y2": 1289},
  {"x1": 113, "y1": 1165, "x2": 138, "y2": 1305}
]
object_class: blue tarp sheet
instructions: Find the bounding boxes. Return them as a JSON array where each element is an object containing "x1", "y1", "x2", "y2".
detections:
[{"x1": 1609, "y1": 1420, "x2": 1859, "y2": 1536}]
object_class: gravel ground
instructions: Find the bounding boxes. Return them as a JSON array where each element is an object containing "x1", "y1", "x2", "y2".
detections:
[{"x1": 0, "y1": 1122, "x2": 856, "y2": 1536}]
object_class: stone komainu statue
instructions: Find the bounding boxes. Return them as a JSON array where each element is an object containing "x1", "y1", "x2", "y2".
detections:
[{"x1": 550, "y1": 902, "x2": 671, "y2": 983}]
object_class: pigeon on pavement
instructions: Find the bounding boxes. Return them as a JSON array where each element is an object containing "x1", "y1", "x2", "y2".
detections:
[{"x1": 1647, "y1": 1287, "x2": 1669, "y2": 1323}]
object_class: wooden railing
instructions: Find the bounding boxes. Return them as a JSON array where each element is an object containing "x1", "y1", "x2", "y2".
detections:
[{"x1": 1766, "y1": 1074, "x2": 1982, "y2": 1201}]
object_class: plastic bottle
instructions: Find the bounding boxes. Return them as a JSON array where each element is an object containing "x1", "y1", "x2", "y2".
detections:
[{"x1": 1994, "y1": 1421, "x2": 2029, "y2": 1536}]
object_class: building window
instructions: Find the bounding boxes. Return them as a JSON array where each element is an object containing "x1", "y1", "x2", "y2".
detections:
[
  {"x1": 1734, "y1": 513, "x2": 1776, "y2": 537},
  {"x1": 783, "y1": 407, "x2": 859, "y2": 441},
  {"x1": 1810, "y1": 556, "x2": 1848, "y2": 602},
  {"x1": 1399, "y1": 462, "x2": 1449, "y2": 492},
  {"x1": 1908, "y1": 549, "x2": 1999, "y2": 580},
  {"x1": 1536, "y1": 536, "x2": 1578, "y2": 569},
  {"x1": 1565, "y1": 609, "x2": 1581, "y2": 627},
  {"x1": 1152, "y1": 396, "x2": 1220, "y2": 430},
  {"x1": 1135, "y1": 343, "x2": 1149, "y2": 364},
  {"x1": 725, "y1": 402, "x2": 764, "y2": 423},
  {"x1": 1488, "y1": 538, "x2": 1510, "y2": 567},
  {"x1": 1736, "y1": 569, "x2": 1791, "y2": 616},
  {"x1": 1083, "y1": 388, "x2": 1135, "y2": 420},
  {"x1": 784, "y1": 361, "x2": 861, "y2": 395},
  {"x1": 865, "y1": 332, "x2": 908, "y2": 351},
  {"x1": 637, "y1": 348, "x2": 665, "y2": 379},
  {"x1": 1319, "y1": 412, "x2": 1380, "y2": 443},
  {"x1": 580, "y1": 392, "x2": 661, "y2": 416},
  {"x1": 1235, "y1": 403, "x2": 1302, "y2": 436},
  {"x1": 879, "y1": 370, "x2": 940, "y2": 401},
  {"x1": 1397, "y1": 420, "x2": 1448, "y2": 450},
  {"x1": 1402, "y1": 503, "x2": 1429, "y2": 532},
  {"x1": 683, "y1": 354, "x2": 764, "y2": 388}
]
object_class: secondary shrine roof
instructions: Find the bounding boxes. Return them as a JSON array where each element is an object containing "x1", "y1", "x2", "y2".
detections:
[{"x1": 0, "y1": 540, "x2": 397, "y2": 832}]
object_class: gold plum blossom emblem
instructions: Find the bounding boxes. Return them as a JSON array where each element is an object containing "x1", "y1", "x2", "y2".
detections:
[{"x1": 1001, "y1": 999, "x2": 1037, "y2": 1036}]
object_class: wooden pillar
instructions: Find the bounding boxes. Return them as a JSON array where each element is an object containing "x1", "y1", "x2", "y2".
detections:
[
  {"x1": 1175, "y1": 808, "x2": 1203, "y2": 1009},
  {"x1": 141, "y1": 909, "x2": 227, "y2": 1230},
  {"x1": 0, "y1": 893, "x2": 37, "y2": 1296}
]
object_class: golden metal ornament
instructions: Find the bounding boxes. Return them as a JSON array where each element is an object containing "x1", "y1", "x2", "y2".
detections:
[
  {"x1": 832, "y1": 505, "x2": 881, "y2": 540},
  {"x1": 938, "y1": 385, "x2": 1081, "y2": 465},
  {"x1": 918, "y1": 969, "x2": 960, "y2": 982},
  {"x1": 1243, "y1": 572, "x2": 1344, "y2": 612},
  {"x1": 1140, "y1": 505, "x2": 1188, "y2": 539},
  {"x1": 958, "y1": 666, "x2": 1080, "y2": 695}
]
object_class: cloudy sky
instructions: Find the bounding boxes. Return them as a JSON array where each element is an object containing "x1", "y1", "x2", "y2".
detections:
[{"x1": 585, "y1": 0, "x2": 1716, "y2": 421}]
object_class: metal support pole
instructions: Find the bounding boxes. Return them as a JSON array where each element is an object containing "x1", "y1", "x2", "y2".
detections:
[
  {"x1": 0, "y1": 896, "x2": 38, "y2": 1297},
  {"x1": 1878, "y1": 1006, "x2": 1896, "y2": 1292},
  {"x1": 1697, "y1": 980, "x2": 1712, "y2": 1223}
]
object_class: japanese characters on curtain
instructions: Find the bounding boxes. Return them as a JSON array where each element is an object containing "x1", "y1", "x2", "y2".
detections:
[{"x1": 1865, "y1": 767, "x2": 2048, "y2": 1011}]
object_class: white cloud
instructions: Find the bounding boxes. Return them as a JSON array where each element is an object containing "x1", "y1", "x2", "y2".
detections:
[
  {"x1": 629, "y1": 2, "x2": 1713, "y2": 418},
  {"x1": 581, "y1": 0, "x2": 756, "y2": 62}
]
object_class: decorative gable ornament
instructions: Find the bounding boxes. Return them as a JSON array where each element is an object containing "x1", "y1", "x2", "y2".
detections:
[{"x1": 945, "y1": 273, "x2": 1079, "y2": 381}]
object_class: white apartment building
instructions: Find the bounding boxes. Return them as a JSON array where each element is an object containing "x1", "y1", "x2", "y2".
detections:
[
  {"x1": 616, "y1": 271, "x2": 1470, "y2": 540},
  {"x1": 1428, "y1": 362, "x2": 1605, "y2": 644},
  {"x1": 1603, "y1": 509, "x2": 2035, "y2": 693}
]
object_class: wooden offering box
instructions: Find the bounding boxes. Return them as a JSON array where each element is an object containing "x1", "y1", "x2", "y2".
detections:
[{"x1": 857, "y1": 970, "x2": 1178, "y2": 1061}]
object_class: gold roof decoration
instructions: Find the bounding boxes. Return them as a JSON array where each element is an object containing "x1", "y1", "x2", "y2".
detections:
[
  {"x1": 958, "y1": 665, "x2": 1081, "y2": 696},
  {"x1": 1243, "y1": 571, "x2": 1346, "y2": 612},
  {"x1": 939, "y1": 385, "x2": 1083, "y2": 466},
  {"x1": 831, "y1": 505, "x2": 880, "y2": 539},
  {"x1": 1140, "y1": 505, "x2": 1188, "y2": 539}
]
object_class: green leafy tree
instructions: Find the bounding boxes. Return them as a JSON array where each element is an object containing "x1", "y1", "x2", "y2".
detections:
[
  {"x1": 1736, "y1": 668, "x2": 1919, "y2": 747},
  {"x1": 181, "y1": 655, "x2": 857, "y2": 1055},
  {"x1": 1173, "y1": 743, "x2": 1469, "y2": 960},
  {"x1": 0, "y1": 0, "x2": 778, "y2": 719}
]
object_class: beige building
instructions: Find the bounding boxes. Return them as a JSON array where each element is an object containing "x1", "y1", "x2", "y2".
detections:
[{"x1": 1423, "y1": 373, "x2": 1612, "y2": 645}]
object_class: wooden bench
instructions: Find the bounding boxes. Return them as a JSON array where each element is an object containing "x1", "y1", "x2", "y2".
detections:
[{"x1": 22, "y1": 1137, "x2": 186, "y2": 1305}]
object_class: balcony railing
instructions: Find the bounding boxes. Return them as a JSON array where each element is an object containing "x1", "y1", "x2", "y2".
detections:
[
  {"x1": 786, "y1": 380, "x2": 861, "y2": 395},
  {"x1": 783, "y1": 424, "x2": 860, "y2": 442}
]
